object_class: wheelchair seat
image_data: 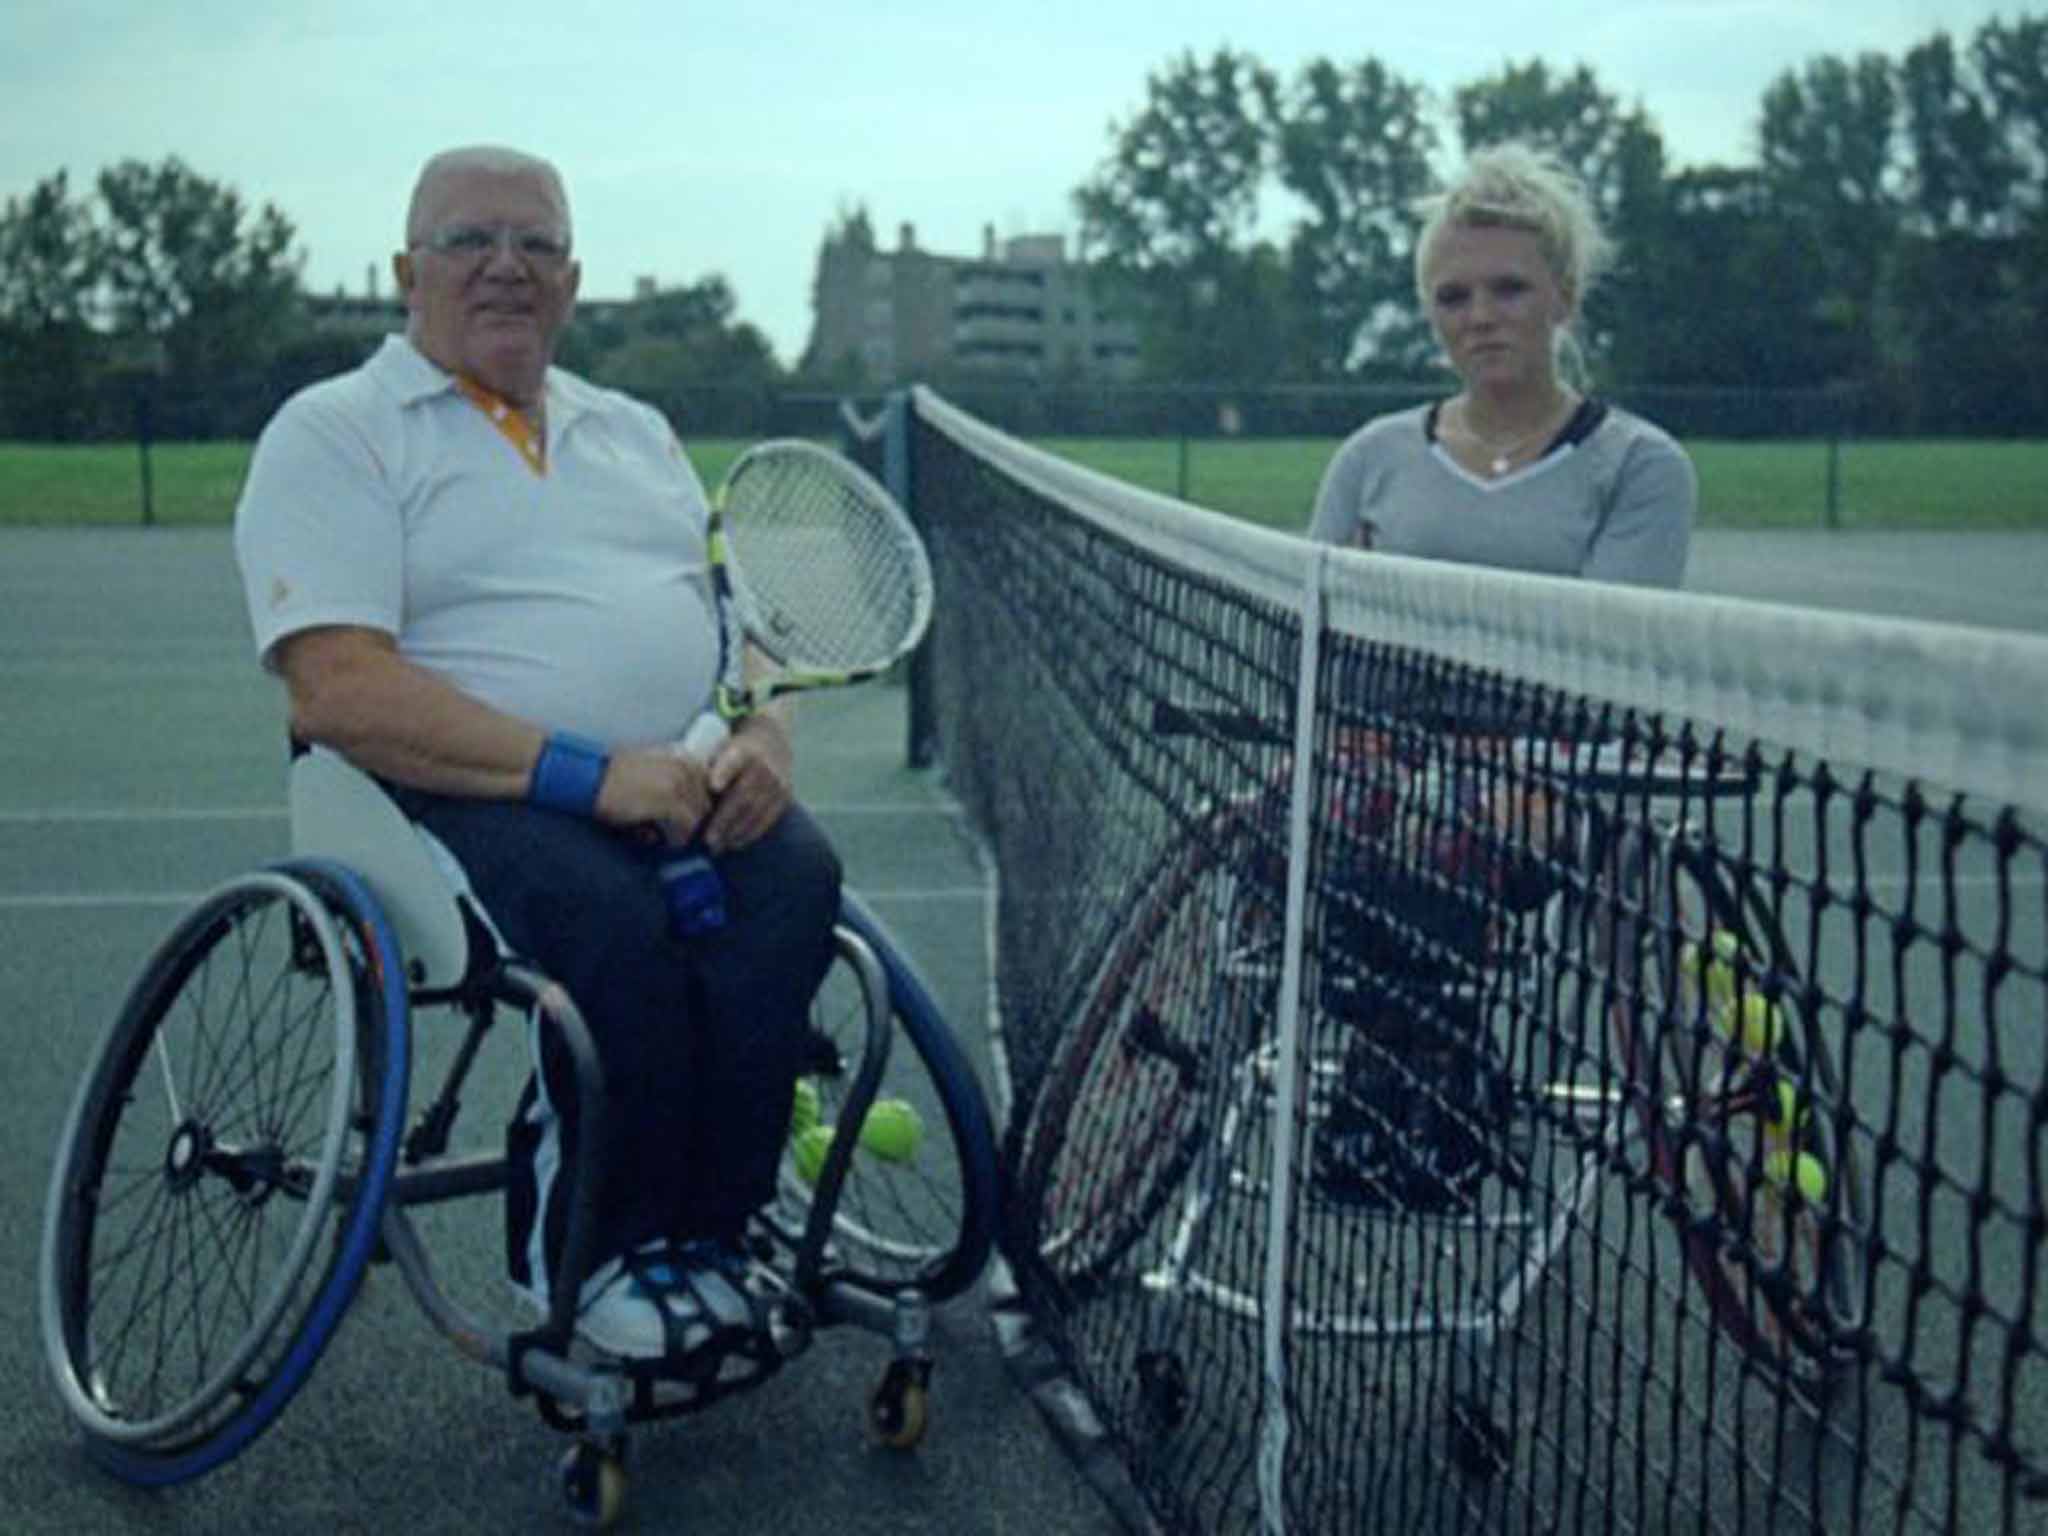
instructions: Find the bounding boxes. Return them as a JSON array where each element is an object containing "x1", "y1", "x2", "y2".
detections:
[{"x1": 287, "y1": 746, "x2": 479, "y2": 990}]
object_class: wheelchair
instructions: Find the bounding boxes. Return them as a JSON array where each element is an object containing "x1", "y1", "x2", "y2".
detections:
[
  {"x1": 1011, "y1": 710, "x2": 1868, "y2": 1469},
  {"x1": 38, "y1": 747, "x2": 1002, "y2": 1528}
]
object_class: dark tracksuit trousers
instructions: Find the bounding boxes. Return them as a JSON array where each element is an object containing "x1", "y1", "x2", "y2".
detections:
[{"x1": 388, "y1": 787, "x2": 842, "y2": 1298}]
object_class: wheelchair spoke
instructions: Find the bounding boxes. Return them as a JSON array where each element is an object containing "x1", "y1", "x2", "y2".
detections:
[{"x1": 41, "y1": 866, "x2": 408, "y2": 1470}]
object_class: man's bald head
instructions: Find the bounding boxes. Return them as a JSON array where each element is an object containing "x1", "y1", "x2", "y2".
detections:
[{"x1": 405, "y1": 146, "x2": 571, "y2": 247}]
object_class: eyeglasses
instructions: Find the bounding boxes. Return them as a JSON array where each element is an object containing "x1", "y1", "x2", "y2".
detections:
[{"x1": 413, "y1": 222, "x2": 572, "y2": 268}]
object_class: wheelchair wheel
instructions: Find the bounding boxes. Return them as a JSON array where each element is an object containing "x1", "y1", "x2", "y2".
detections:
[
  {"x1": 1010, "y1": 815, "x2": 1277, "y2": 1299},
  {"x1": 1621, "y1": 830, "x2": 1867, "y2": 1404},
  {"x1": 39, "y1": 861, "x2": 409, "y2": 1484},
  {"x1": 772, "y1": 892, "x2": 999, "y2": 1303}
]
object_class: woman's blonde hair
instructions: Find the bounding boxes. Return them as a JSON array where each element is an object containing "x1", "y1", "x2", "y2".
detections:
[{"x1": 1414, "y1": 141, "x2": 1611, "y2": 319}]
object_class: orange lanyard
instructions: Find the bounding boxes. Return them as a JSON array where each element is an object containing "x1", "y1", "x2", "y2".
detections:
[{"x1": 453, "y1": 375, "x2": 547, "y2": 477}]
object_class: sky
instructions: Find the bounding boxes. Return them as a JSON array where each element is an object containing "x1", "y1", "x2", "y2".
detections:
[{"x1": 1, "y1": 1, "x2": 2028, "y2": 368}]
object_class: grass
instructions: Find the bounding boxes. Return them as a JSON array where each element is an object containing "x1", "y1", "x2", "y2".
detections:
[
  {"x1": 0, "y1": 441, "x2": 257, "y2": 526},
  {"x1": 2, "y1": 435, "x2": 2042, "y2": 531},
  {"x1": 1040, "y1": 436, "x2": 2048, "y2": 533},
  {"x1": 0, "y1": 439, "x2": 756, "y2": 526}
]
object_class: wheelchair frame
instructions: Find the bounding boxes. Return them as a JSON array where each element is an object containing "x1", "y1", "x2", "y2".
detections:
[
  {"x1": 1008, "y1": 730, "x2": 1869, "y2": 1451},
  {"x1": 39, "y1": 750, "x2": 1001, "y2": 1527}
]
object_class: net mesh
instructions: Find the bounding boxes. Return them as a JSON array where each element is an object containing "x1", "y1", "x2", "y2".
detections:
[{"x1": 865, "y1": 387, "x2": 2048, "y2": 1536}]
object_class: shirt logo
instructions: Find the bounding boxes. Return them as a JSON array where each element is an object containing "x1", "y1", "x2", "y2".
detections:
[{"x1": 269, "y1": 576, "x2": 292, "y2": 610}]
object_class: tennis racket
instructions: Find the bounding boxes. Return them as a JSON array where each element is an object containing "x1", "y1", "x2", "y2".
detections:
[{"x1": 677, "y1": 439, "x2": 934, "y2": 758}]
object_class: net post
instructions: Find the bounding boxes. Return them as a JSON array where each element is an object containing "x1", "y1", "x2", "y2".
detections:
[
  {"x1": 884, "y1": 389, "x2": 937, "y2": 770},
  {"x1": 1254, "y1": 544, "x2": 1327, "y2": 1536},
  {"x1": 135, "y1": 384, "x2": 157, "y2": 528}
]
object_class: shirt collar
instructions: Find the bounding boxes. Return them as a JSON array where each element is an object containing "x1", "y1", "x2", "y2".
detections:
[{"x1": 369, "y1": 333, "x2": 590, "y2": 433}]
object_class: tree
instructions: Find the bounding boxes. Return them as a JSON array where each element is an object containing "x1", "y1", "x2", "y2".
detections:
[
  {"x1": 586, "y1": 275, "x2": 783, "y2": 432},
  {"x1": 1900, "y1": 31, "x2": 2013, "y2": 236},
  {"x1": 94, "y1": 156, "x2": 302, "y2": 429},
  {"x1": 1974, "y1": 14, "x2": 2048, "y2": 209},
  {"x1": 0, "y1": 170, "x2": 95, "y2": 330},
  {"x1": 1072, "y1": 48, "x2": 1285, "y2": 381},
  {"x1": 0, "y1": 171, "x2": 99, "y2": 436},
  {"x1": 1646, "y1": 166, "x2": 1833, "y2": 392},
  {"x1": 1969, "y1": 15, "x2": 2048, "y2": 424},
  {"x1": 1451, "y1": 60, "x2": 1652, "y2": 218},
  {"x1": 1756, "y1": 54, "x2": 1900, "y2": 383},
  {"x1": 1271, "y1": 57, "x2": 1438, "y2": 378},
  {"x1": 1883, "y1": 31, "x2": 2033, "y2": 430}
]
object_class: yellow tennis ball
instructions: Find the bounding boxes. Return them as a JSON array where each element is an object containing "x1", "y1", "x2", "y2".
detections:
[
  {"x1": 1794, "y1": 1152, "x2": 1829, "y2": 1204},
  {"x1": 1739, "y1": 993, "x2": 1784, "y2": 1056},
  {"x1": 788, "y1": 1078, "x2": 821, "y2": 1140},
  {"x1": 859, "y1": 1098, "x2": 923, "y2": 1163},
  {"x1": 792, "y1": 1123, "x2": 835, "y2": 1185},
  {"x1": 1761, "y1": 1081, "x2": 1810, "y2": 1146},
  {"x1": 1704, "y1": 956, "x2": 1739, "y2": 1012},
  {"x1": 1764, "y1": 1149, "x2": 1829, "y2": 1204}
]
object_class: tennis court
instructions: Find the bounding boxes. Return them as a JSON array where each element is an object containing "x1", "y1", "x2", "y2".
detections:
[
  {"x1": 866, "y1": 390, "x2": 2048, "y2": 1536},
  {"x1": 4, "y1": 433, "x2": 2045, "y2": 1534},
  {"x1": 0, "y1": 525, "x2": 1115, "y2": 1536}
]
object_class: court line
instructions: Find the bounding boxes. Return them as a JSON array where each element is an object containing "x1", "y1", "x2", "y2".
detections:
[
  {"x1": 0, "y1": 885, "x2": 990, "y2": 913},
  {"x1": 8, "y1": 875, "x2": 2034, "y2": 914},
  {"x1": 0, "y1": 802, "x2": 954, "y2": 825}
]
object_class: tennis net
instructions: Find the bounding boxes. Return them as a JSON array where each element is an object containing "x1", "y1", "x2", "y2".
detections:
[{"x1": 854, "y1": 386, "x2": 2047, "y2": 1536}]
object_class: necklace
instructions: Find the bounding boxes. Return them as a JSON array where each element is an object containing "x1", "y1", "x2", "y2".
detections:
[{"x1": 1452, "y1": 398, "x2": 1571, "y2": 476}]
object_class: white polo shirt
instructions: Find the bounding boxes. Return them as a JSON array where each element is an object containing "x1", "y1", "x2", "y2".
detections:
[{"x1": 234, "y1": 335, "x2": 721, "y2": 748}]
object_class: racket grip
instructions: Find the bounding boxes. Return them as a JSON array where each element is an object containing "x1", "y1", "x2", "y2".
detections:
[{"x1": 676, "y1": 712, "x2": 729, "y2": 761}]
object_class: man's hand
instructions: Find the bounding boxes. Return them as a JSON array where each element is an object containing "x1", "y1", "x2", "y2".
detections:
[
  {"x1": 597, "y1": 710, "x2": 792, "y2": 852},
  {"x1": 594, "y1": 748, "x2": 718, "y2": 845},
  {"x1": 700, "y1": 710, "x2": 794, "y2": 852}
]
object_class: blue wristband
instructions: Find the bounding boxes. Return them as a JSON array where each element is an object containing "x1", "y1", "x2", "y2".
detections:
[{"x1": 528, "y1": 731, "x2": 610, "y2": 815}]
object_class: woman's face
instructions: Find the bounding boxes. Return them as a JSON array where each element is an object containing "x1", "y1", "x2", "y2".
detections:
[{"x1": 1422, "y1": 222, "x2": 1570, "y2": 394}]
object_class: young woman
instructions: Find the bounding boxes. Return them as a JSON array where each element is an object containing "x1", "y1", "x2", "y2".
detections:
[
  {"x1": 1303, "y1": 146, "x2": 1697, "y2": 1209},
  {"x1": 1309, "y1": 142, "x2": 1694, "y2": 587}
]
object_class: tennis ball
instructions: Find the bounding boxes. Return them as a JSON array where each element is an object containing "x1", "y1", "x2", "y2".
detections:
[
  {"x1": 1763, "y1": 1149, "x2": 1829, "y2": 1204},
  {"x1": 788, "y1": 1078, "x2": 821, "y2": 1140},
  {"x1": 1704, "y1": 956, "x2": 1739, "y2": 1012},
  {"x1": 792, "y1": 1123, "x2": 835, "y2": 1186},
  {"x1": 1738, "y1": 993, "x2": 1784, "y2": 1056},
  {"x1": 859, "y1": 1098, "x2": 924, "y2": 1163},
  {"x1": 1764, "y1": 1079, "x2": 1803, "y2": 1130},
  {"x1": 1678, "y1": 939, "x2": 1704, "y2": 977}
]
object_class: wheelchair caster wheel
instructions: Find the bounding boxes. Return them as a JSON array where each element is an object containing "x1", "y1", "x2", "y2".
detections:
[
  {"x1": 559, "y1": 1440, "x2": 627, "y2": 1529},
  {"x1": 870, "y1": 1356, "x2": 931, "y2": 1449},
  {"x1": 768, "y1": 1299, "x2": 814, "y2": 1362}
]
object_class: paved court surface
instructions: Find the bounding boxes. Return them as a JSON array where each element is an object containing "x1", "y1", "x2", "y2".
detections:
[
  {"x1": 1, "y1": 524, "x2": 2042, "y2": 1536},
  {"x1": 0, "y1": 527, "x2": 1117, "y2": 1536},
  {"x1": 1682, "y1": 528, "x2": 2048, "y2": 635}
]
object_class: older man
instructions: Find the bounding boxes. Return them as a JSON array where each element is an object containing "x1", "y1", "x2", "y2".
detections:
[{"x1": 234, "y1": 145, "x2": 841, "y2": 1361}]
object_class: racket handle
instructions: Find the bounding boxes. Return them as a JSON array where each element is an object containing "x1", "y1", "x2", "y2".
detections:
[
  {"x1": 658, "y1": 845, "x2": 729, "y2": 936},
  {"x1": 676, "y1": 711, "x2": 729, "y2": 761}
]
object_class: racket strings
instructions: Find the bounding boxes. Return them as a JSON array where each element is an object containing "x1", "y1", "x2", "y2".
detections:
[{"x1": 723, "y1": 457, "x2": 931, "y2": 673}]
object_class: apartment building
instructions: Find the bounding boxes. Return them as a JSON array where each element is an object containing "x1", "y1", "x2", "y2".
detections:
[{"x1": 804, "y1": 218, "x2": 1140, "y2": 384}]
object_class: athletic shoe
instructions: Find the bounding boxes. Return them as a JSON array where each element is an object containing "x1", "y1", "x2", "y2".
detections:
[{"x1": 519, "y1": 1239, "x2": 763, "y2": 1362}]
